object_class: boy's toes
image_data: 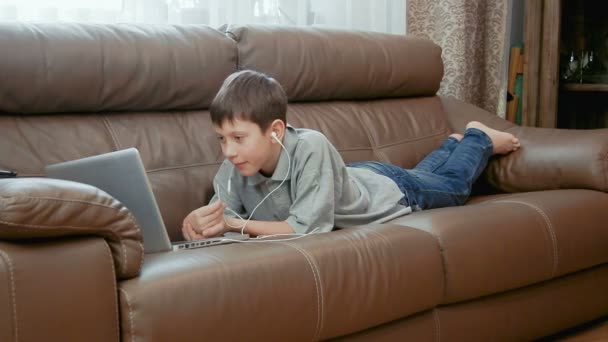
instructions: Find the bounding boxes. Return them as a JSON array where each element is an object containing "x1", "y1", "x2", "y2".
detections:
[{"x1": 449, "y1": 133, "x2": 464, "y2": 141}]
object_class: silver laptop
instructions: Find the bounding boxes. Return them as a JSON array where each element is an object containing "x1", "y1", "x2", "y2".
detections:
[{"x1": 45, "y1": 148, "x2": 248, "y2": 253}]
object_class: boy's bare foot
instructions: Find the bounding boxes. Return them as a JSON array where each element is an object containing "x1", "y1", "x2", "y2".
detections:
[
  {"x1": 449, "y1": 133, "x2": 464, "y2": 141},
  {"x1": 465, "y1": 121, "x2": 520, "y2": 155}
]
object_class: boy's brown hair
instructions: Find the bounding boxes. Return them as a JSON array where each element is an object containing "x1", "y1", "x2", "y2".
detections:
[{"x1": 210, "y1": 69, "x2": 287, "y2": 132}]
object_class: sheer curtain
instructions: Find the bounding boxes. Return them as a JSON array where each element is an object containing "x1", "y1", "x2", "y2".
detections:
[{"x1": 0, "y1": 0, "x2": 405, "y2": 34}]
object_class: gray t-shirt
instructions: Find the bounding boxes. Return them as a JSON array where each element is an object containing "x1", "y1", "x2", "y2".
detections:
[{"x1": 210, "y1": 126, "x2": 411, "y2": 234}]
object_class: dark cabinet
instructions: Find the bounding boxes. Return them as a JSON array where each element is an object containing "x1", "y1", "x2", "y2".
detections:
[{"x1": 524, "y1": 0, "x2": 608, "y2": 128}]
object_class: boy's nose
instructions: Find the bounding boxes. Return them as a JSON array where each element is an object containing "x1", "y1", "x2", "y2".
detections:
[{"x1": 223, "y1": 143, "x2": 237, "y2": 158}]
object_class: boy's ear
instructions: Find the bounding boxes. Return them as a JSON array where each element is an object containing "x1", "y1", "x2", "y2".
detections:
[{"x1": 268, "y1": 119, "x2": 286, "y2": 142}]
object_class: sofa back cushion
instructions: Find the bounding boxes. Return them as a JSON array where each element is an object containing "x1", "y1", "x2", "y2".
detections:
[
  {"x1": 226, "y1": 24, "x2": 444, "y2": 101},
  {"x1": 0, "y1": 23, "x2": 452, "y2": 241},
  {"x1": 0, "y1": 22, "x2": 236, "y2": 113},
  {"x1": 0, "y1": 101, "x2": 451, "y2": 241},
  {"x1": 289, "y1": 98, "x2": 451, "y2": 167}
]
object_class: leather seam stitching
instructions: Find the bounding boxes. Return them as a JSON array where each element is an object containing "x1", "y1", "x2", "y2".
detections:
[
  {"x1": 373, "y1": 130, "x2": 449, "y2": 149},
  {"x1": 101, "y1": 242, "x2": 120, "y2": 342},
  {"x1": 278, "y1": 242, "x2": 323, "y2": 340},
  {"x1": 433, "y1": 309, "x2": 441, "y2": 342},
  {"x1": 0, "y1": 219, "x2": 132, "y2": 278},
  {"x1": 1, "y1": 195, "x2": 124, "y2": 209},
  {"x1": 353, "y1": 110, "x2": 380, "y2": 161},
  {"x1": 146, "y1": 161, "x2": 222, "y2": 174},
  {"x1": 235, "y1": 35, "x2": 240, "y2": 70},
  {"x1": 425, "y1": 231, "x2": 448, "y2": 303},
  {"x1": 0, "y1": 196, "x2": 145, "y2": 277},
  {"x1": 119, "y1": 288, "x2": 134, "y2": 342},
  {"x1": 355, "y1": 227, "x2": 392, "y2": 246},
  {"x1": 603, "y1": 150, "x2": 607, "y2": 191},
  {"x1": 125, "y1": 212, "x2": 145, "y2": 276},
  {"x1": 102, "y1": 116, "x2": 122, "y2": 149},
  {"x1": 495, "y1": 200, "x2": 559, "y2": 277},
  {"x1": 0, "y1": 249, "x2": 18, "y2": 341},
  {"x1": 399, "y1": 224, "x2": 449, "y2": 302},
  {"x1": 336, "y1": 146, "x2": 378, "y2": 152}
]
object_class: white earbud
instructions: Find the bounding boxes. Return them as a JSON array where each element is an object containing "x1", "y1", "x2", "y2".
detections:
[
  {"x1": 271, "y1": 131, "x2": 279, "y2": 142},
  {"x1": 220, "y1": 128, "x2": 291, "y2": 235}
]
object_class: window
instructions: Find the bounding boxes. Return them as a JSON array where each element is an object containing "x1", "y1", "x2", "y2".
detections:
[{"x1": 0, "y1": 0, "x2": 405, "y2": 34}]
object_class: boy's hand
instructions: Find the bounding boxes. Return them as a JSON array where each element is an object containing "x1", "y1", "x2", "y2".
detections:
[{"x1": 182, "y1": 201, "x2": 227, "y2": 240}]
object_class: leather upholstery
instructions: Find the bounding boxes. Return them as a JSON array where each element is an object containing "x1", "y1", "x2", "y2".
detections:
[
  {"x1": 0, "y1": 23, "x2": 607, "y2": 341},
  {"x1": 0, "y1": 23, "x2": 236, "y2": 113},
  {"x1": 394, "y1": 189, "x2": 608, "y2": 303},
  {"x1": 0, "y1": 178, "x2": 144, "y2": 279},
  {"x1": 0, "y1": 99, "x2": 452, "y2": 241},
  {"x1": 435, "y1": 264, "x2": 608, "y2": 341},
  {"x1": 119, "y1": 225, "x2": 443, "y2": 341},
  {"x1": 442, "y1": 97, "x2": 608, "y2": 193},
  {"x1": 226, "y1": 25, "x2": 443, "y2": 101},
  {"x1": 0, "y1": 238, "x2": 119, "y2": 341}
]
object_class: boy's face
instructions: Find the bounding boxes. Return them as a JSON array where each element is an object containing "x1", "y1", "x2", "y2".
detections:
[{"x1": 214, "y1": 118, "x2": 279, "y2": 177}]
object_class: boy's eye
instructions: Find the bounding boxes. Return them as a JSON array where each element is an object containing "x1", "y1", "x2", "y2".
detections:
[{"x1": 217, "y1": 136, "x2": 225, "y2": 142}]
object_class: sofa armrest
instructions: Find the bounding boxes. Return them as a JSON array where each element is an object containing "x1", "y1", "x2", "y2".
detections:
[
  {"x1": 485, "y1": 127, "x2": 608, "y2": 192},
  {"x1": 0, "y1": 178, "x2": 144, "y2": 279},
  {"x1": 0, "y1": 238, "x2": 121, "y2": 341},
  {"x1": 441, "y1": 97, "x2": 608, "y2": 193}
]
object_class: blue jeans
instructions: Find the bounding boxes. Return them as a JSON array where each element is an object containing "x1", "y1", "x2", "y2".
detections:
[{"x1": 347, "y1": 128, "x2": 493, "y2": 210}]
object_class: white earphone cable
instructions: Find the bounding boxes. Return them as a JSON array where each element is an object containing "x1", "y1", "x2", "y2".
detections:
[
  {"x1": 220, "y1": 227, "x2": 322, "y2": 244},
  {"x1": 217, "y1": 131, "x2": 291, "y2": 235}
]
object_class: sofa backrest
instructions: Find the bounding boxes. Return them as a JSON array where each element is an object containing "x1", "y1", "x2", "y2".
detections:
[
  {"x1": 229, "y1": 25, "x2": 452, "y2": 166},
  {"x1": 0, "y1": 23, "x2": 452, "y2": 241}
]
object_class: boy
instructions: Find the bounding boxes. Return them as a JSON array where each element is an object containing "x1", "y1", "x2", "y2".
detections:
[{"x1": 182, "y1": 70, "x2": 520, "y2": 240}]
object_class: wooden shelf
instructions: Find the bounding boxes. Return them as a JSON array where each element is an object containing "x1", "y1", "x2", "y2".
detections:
[{"x1": 561, "y1": 83, "x2": 608, "y2": 92}]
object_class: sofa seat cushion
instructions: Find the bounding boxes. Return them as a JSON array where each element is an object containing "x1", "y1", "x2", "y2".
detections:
[
  {"x1": 391, "y1": 189, "x2": 608, "y2": 305},
  {"x1": 118, "y1": 225, "x2": 443, "y2": 341}
]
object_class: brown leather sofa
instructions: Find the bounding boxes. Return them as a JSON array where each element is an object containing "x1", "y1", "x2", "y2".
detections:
[{"x1": 1, "y1": 23, "x2": 607, "y2": 342}]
